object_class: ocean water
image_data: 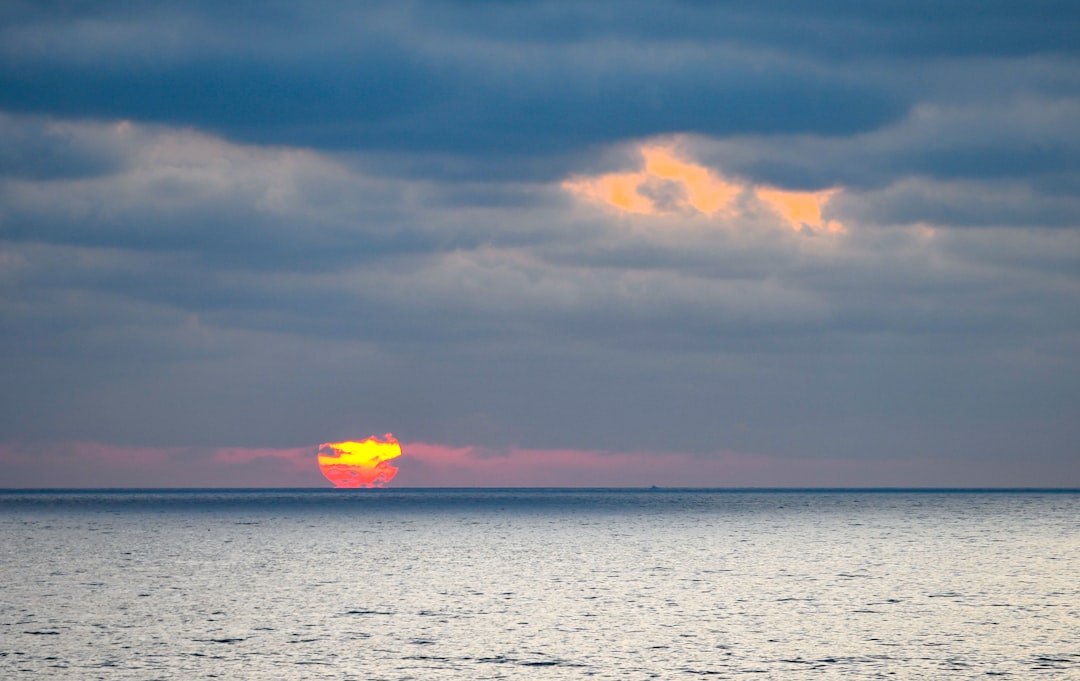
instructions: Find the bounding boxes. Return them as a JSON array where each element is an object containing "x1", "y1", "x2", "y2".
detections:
[{"x1": 1, "y1": 490, "x2": 1078, "y2": 680}]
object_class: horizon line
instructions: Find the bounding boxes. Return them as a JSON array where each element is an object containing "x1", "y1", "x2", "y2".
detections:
[{"x1": 3, "y1": 487, "x2": 1079, "y2": 493}]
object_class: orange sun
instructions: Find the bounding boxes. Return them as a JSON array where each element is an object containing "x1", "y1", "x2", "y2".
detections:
[{"x1": 317, "y1": 434, "x2": 402, "y2": 488}]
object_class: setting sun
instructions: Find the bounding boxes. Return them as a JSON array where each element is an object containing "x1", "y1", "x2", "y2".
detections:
[{"x1": 317, "y1": 434, "x2": 402, "y2": 488}]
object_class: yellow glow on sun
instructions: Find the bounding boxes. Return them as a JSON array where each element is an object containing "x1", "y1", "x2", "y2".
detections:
[
  {"x1": 756, "y1": 187, "x2": 844, "y2": 233},
  {"x1": 317, "y1": 434, "x2": 402, "y2": 488}
]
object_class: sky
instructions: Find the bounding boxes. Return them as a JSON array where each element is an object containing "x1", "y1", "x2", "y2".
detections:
[{"x1": 1, "y1": 1, "x2": 1078, "y2": 487}]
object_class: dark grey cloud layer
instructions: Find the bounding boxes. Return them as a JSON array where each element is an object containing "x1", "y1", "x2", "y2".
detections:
[
  {"x1": 0, "y1": 40, "x2": 896, "y2": 159},
  {"x1": 5, "y1": 1, "x2": 1073, "y2": 164},
  {"x1": 1, "y1": 1, "x2": 1078, "y2": 483}
]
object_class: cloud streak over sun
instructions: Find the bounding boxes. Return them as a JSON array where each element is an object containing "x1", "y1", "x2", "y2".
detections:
[{"x1": 317, "y1": 435, "x2": 402, "y2": 488}]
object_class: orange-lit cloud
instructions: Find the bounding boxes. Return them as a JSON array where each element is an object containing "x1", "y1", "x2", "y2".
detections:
[
  {"x1": 641, "y1": 146, "x2": 741, "y2": 215},
  {"x1": 563, "y1": 143, "x2": 844, "y2": 233},
  {"x1": 317, "y1": 434, "x2": 402, "y2": 488},
  {"x1": 563, "y1": 168, "x2": 654, "y2": 214},
  {"x1": 563, "y1": 145, "x2": 739, "y2": 217},
  {"x1": 756, "y1": 186, "x2": 844, "y2": 233}
]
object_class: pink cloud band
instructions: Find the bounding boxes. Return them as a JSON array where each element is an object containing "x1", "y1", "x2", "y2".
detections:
[{"x1": 0, "y1": 440, "x2": 1069, "y2": 488}]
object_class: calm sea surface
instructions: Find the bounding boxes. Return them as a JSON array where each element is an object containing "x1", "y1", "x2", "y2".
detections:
[{"x1": 1, "y1": 490, "x2": 1078, "y2": 680}]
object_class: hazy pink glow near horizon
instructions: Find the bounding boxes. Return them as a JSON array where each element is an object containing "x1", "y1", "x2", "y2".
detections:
[{"x1": 0, "y1": 440, "x2": 1071, "y2": 489}]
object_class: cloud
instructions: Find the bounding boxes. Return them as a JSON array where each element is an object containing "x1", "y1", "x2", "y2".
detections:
[
  {"x1": 0, "y1": 3, "x2": 909, "y2": 166},
  {"x1": 0, "y1": 3, "x2": 1074, "y2": 187},
  {"x1": 694, "y1": 94, "x2": 1080, "y2": 191},
  {"x1": 0, "y1": 113, "x2": 123, "y2": 180},
  {"x1": 1, "y1": 3, "x2": 1079, "y2": 485},
  {"x1": 3, "y1": 439, "x2": 1076, "y2": 489},
  {"x1": 0, "y1": 442, "x2": 321, "y2": 488},
  {"x1": 0, "y1": 116, "x2": 550, "y2": 273},
  {"x1": 831, "y1": 176, "x2": 1080, "y2": 229},
  {"x1": 564, "y1": 145, "x2": 742, "y2": 217},
  {"x1": 0, "y1": 38, "x2": 900, "y2": 157},
  {"x1": 397, "y1": 442, "x2": 1080, "y2": 488},
  {"x1": 564, "y1": 143, "x2": 844, "y2": 232},
  {"x1": 1, "y1": 115, "x2": 1077, "y2": 471}
]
